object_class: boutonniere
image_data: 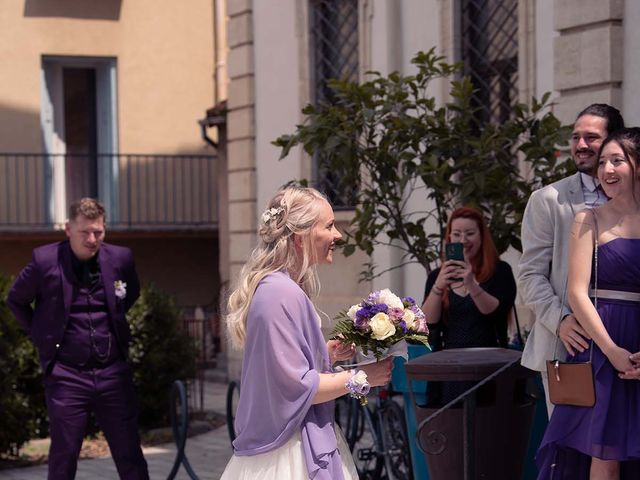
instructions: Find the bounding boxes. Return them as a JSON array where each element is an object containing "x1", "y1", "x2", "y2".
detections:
[{"x1": 114, "y1": 280, "x2": 127, "y2": 300}]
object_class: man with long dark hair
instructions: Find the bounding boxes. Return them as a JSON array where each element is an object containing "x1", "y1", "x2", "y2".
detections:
[{"x1": 518, "y1": 104, "x2": 624, "y2": 416}]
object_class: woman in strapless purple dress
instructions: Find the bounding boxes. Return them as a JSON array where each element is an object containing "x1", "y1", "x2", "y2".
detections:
[{"x1": 536, "y1": 128, "x2": 640, "y2": 479}]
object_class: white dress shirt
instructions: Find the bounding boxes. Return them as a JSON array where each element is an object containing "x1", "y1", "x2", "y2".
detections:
[{"x1": 581, "y1": 172, "x2": 607, "y2": 208}]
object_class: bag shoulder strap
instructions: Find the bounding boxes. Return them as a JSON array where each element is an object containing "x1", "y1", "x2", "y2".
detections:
[
  {"x1": 551, "y1": 208, "x2": 598, "y2": 362},
  {"x1": 590, "y1": 208, "x2": 599, "y2": 308}
]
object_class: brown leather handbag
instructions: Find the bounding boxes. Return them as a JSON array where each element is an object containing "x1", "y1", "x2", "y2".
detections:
[
  {"x1": 546, "y1": 357, "x2": 595, "y2": 407},
  {"x1": 545, "y1": 211, "x2": 599, "y2": 408}
]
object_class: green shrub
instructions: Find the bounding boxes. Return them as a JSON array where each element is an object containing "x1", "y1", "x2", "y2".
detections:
[
  {"x1": 0, "y1": 273, "x2": 48, "y2": 455},
  {"x1": 0, "y1": 277, "x2": 197, "y2": 453},
  {"x1": 128, "y1": 284, "x2": 198, "y2": 430}
]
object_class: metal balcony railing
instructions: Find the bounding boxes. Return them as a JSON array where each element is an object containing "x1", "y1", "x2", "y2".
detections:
[{"x1": 0, "y1": 153, "x2": 218, "y2": 231}]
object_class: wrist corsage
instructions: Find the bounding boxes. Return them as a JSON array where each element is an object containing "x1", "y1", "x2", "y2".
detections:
[{"x1": 346, "y1": 369, "x2": 371, "y2": 405}]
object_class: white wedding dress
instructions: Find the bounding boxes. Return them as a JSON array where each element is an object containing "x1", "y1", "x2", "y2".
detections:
[{"x1": 220, "y1": 426, "x2": 358, "y2": 480}]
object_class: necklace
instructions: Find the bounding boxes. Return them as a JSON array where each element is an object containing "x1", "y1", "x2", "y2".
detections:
[{"x1": 85, "y1": 282, "x2": 112, "y2": 362}]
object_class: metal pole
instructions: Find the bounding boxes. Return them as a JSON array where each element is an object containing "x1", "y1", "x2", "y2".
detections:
[{"x1": 463, "y1": 392, "x2": 476, "y2": 480}]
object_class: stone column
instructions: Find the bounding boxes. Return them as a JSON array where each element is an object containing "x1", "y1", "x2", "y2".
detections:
[
  {"x1": 225, "y1": 0, "x2": 256, "y2": 381},
  {"x1": 553, "y1": 0, "x2": 623, "y2": 123}
]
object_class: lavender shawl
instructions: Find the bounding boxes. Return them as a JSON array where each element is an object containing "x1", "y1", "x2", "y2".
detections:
[{"x1": 232, "y1": 271, "x2": 344, "y2": 479}]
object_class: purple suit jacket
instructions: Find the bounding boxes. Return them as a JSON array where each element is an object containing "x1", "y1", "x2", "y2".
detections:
[{"x1": 7, "y1": 240, "x2": 140, "y2": 373}]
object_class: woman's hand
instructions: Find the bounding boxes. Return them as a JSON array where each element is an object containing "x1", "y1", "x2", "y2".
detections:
[
  {"x1": 606, "y1": 345, "x2": 634, "y2": 374},
  {"x1": 434, "y1": 260, "x2": 466, "y2": 291},
  {"x1": 457, "y1": 260, "x2": 475, "y2": 286},
  {"x1": 360, "y1": 357, "x2": 393, "y2": 387},
  {"x1": 327, "y1": 339, "x2": 355, "y2": 364}
]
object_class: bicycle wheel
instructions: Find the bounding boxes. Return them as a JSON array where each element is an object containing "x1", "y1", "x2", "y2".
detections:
[
  {"x1": 335, "y1": 395, "x2": 362, "y2": 450},
  {"x1": 381, "y1": 399, "x2": 413, "y2": 480},
  {"x1": 226, "y1": 380, "x2": 240, "y2": 445},
  {"x1": 353, "y1": 404, "x2": 385, "y2": 480}
]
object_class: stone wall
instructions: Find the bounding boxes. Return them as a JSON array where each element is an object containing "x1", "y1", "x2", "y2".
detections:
[{"x1": 553, "y1": 0, "x2": 624, "y2": 123}]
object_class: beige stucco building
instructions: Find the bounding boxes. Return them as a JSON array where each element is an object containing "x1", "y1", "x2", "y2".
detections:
[{"x1": 0, "y1": 0, "x2": 225, "y2": 321}]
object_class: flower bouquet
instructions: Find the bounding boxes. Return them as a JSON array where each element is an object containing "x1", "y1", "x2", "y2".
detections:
[{"x1": 330, "y1": 288, "x2": 430, "y2": 362}]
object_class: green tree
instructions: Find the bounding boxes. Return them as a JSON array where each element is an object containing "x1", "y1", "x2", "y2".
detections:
[{"x1": 274, "y1": 48, "x2": 572, "y2": 279}]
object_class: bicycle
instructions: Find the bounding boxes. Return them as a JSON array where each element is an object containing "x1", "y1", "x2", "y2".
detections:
[
  {"x1": 335, "y1": 385, "x2": 413, "y2": 480},
  {"x1": 225, "y1": 380, "x2": 241, "y2": 446}
]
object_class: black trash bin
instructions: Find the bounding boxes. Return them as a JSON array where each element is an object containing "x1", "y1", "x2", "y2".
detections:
[{"x1": 405, "y1": 348, "x2": 536, "y2": 480}]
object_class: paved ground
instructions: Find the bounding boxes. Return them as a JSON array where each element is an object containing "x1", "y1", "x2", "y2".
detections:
[{"x1": 0, "y1": 377, "x2": 234, "y2": 480}]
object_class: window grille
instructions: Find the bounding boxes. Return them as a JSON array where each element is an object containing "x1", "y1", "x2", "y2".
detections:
[
  {"x1": 460, "y1": 0, "x2": 518, "y2": 126},
  {"x1": 309, "y1": 0, "x2": 359, "y2": 208}
]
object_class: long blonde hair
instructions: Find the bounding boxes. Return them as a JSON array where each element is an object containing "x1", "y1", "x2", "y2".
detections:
[{"x1": 226, "y1": 186, "x2": 329, "y2": 349}]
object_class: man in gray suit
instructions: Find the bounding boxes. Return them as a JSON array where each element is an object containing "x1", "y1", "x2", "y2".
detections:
[{"x1": 518, "y1": 104, "x2": 624, "y2": 416}]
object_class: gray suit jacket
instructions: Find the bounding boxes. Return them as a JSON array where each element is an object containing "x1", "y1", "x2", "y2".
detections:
[{"x1": 518, "y1": 172, "x2": 585, "y2": 372}]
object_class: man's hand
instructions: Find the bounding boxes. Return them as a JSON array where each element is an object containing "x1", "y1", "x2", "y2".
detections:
[
  {"x1": 558, "y1": 314, "x2": 590, "y2": 356},
  {"x1": 607, "y1": 346, "x2": 634, "y2": 375}
]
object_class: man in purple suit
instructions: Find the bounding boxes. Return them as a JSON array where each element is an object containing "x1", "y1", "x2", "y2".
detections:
[{"x1": 8, "y1": 198, "x2": 149, "y2": 479}]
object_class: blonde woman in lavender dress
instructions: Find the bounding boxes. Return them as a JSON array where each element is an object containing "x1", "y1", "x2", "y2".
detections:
[{"x1": 221, "y1": 186, "x2": 393, "y2": 480}]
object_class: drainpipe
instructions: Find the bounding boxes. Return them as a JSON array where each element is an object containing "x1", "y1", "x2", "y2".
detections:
[
  {"x1": 200, "y1": 118, "x2": 218, "y2": 149},
  {"x1": 200, "y1": 0, "x2": 227, "y2": 149}
]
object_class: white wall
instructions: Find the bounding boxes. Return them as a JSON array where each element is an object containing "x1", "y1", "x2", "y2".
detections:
[
  {"x1": 368, "y1": 0, "x2": 444, "y2": 302},
  {"x1": 253, "y1": 0, "x2": 306, "y2": 214},
  {"x1": 623, "y1": 0, "x2": 640, "y2": 125},
  {"x1": 535, "y1": 0, "x2": 557, "y2": 99}
]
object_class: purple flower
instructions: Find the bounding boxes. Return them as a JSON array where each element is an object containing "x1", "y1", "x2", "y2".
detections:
[
  {"x1": 411, "y1": 304, "x2": 425, "y2": 319},
  {"x1": 354, "y1": 315, "x2": 370, "y2": 330},
  {"x1": 398, "y1": 320, "x2": 408, "y2": 334},
  {"x1": 416, "y1": 317, "x2": 429, "y2": 333},
  {"x1": 402, "y1": 296, "x2": 416, "y2": 307},
  {"x1": 366, "y1": 290, "x2": 382, "y2": 304},
  {"x1": 388, "y1": 307, "x2": 405, "y2": 322},
  {"x1": 358, "y1": 303, "x2": 388, "y2": 319},
  {"x1": 354, "y1": 303, "x2": 388, "y2": 331}
]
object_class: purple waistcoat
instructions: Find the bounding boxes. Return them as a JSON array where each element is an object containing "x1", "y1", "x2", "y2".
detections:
[{"x1": 57, "y1": 273, "x2": 122, "y2": 367}]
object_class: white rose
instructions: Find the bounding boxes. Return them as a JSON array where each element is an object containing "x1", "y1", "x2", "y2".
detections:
[
  {"x1": 352, "y1": 370, "x2": 368, "y2": 387},
  {"x1": 402, "y1": 309, "x2": 416, "y2": 330},
  {"x1": 369, "y1": 313, "x2": 396, "y2": 340},
  {"x1": 347, "y1": 304, "x2": 360, "y2": 320},
  {"x1": 377, "y1": 289, "x2": 404, "y2": 310}
]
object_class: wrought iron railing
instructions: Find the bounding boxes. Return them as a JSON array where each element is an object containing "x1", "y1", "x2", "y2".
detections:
[
  {"x1": 309, "y1": 0, "x2": 359, "y2": 209},
  {"x1": 179, "y1": 308, "x2": 220, "y2": 415},
  {"x1": 0, "y1": 153, "x2": 217, "y2": 230},
  {"x1": 460, "y1": 0, "x2": 519, "y2": 127}
]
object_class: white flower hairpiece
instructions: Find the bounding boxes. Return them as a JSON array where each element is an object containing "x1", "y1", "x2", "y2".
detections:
[{"x1": 261, "y1": 206, "x2": 285, "y2": 224}]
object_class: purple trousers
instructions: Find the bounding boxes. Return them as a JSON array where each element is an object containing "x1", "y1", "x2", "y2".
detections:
[{"x1": 44, "y1": 360, "x2": 149, "y2": 480}]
